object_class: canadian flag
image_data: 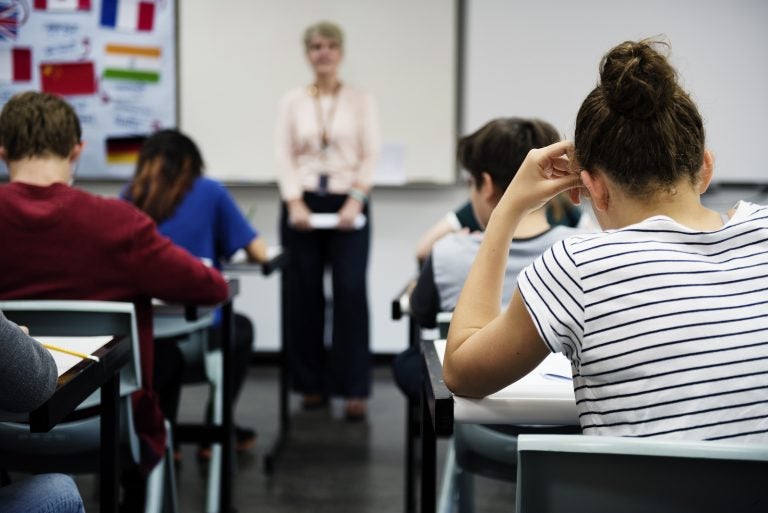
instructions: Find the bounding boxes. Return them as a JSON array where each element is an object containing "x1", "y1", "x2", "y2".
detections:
[
  {"x1": 0, "y1": 47, "x2": 32, "y2": 83},
  {"x1": 33, "y1": 0, "x2": 92, "y2": 11}
]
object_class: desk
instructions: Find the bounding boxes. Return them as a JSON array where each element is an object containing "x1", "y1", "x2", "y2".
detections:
[
  {"x1": 222, "y1": 252, "x2": 286, "y2": 475},
  {"x1": 153, "y1": 278, "x2": 239, "y2": 513},
  {"x1": 391, "y1": 278, "x2": 420, "y2": 513},
  {"x1": 420, "y1": 339, "x2": 578, "y2": 513},
  {"x1": 0, "y1": 336, "x2": 130, "y2": 513}
]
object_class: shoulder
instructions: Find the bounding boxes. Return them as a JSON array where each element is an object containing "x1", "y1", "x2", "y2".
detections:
[
  {"x1": 434, "y1": 231, "x2": 481, "y2": 255},
  {"x1": 340, "y1": 84, "x2": 375, "y2": 104}
]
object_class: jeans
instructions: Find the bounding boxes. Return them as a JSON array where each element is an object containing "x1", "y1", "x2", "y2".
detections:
[{"x1": 0, "y1": 474, "x2": 84, "y2": 513}]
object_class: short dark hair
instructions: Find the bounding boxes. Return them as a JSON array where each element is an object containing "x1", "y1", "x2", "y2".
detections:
[
  {"x1": 129, "y1": 129, "x2": 204, "y2": 223},
  {"x1": 0, "y1": 91, "x2": 81, "y2": 161},
  {"x1": 457, "y1": 117, "x2": 560, "y2": 192},
  {"x1": 574, "y1": 38, "x2": 705, "y2": 196}
]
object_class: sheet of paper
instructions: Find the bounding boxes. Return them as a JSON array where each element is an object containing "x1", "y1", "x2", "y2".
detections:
[
  {"x1": 36, "y1": 336, "x2": 114, "y2": 377},
  {"x1": 309, "y1": 213, "x2": 367, "y2": 230}
]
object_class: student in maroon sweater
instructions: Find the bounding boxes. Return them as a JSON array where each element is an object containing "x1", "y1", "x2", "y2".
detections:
[{"x1": 0, "y1": 92, "x2": 229, "y2": 510}]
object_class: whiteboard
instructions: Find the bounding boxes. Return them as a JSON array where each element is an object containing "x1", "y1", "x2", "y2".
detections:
[
  {"x1": 464, "y1": 0, "x2": 768, "y2": 185},
  {"x1": 178, "y1": 0, "x2": 457, "y2": 185}
]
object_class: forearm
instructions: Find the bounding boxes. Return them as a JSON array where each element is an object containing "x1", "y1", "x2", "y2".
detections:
[
  {"x1": 245, "y1": 237, "x2": 269, "y2": 264},
  {"x1": 446, "y1": 200, "x2": 525, "y2": 356}
]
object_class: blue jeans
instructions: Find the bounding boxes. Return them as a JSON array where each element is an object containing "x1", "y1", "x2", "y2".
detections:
[{"x1": 0, "y1": 474, "x2": 84, "y2": 513}]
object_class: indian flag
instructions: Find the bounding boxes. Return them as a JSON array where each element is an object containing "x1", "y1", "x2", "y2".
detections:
[
  {"x1": 102, "y1": 43, "x2": 160, "y2": 83},
  {"x1": 0, "y1": 47, "x2": 31, "y2": 83},
  {"x1": 34, "y1": 0, "x2": 91, "y2": 10},
  {"x1": 100, "y1": 0, "x2": 154, "y2": 32}
]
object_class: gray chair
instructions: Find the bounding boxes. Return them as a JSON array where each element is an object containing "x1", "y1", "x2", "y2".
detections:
[
  {"x1": 0, "y1": 300, "x2": 178, "y2": 513},
  {"x1": 516, "y1": 434, "x2": 768, "y2": 513},
  {"x1": 152, "y1": 307, "x2": 222, "y2": 513}
]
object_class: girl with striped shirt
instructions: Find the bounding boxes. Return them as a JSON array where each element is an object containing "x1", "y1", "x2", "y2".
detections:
[{"x1": 444, "y1": 39, "x2": 768, "y2": 442}]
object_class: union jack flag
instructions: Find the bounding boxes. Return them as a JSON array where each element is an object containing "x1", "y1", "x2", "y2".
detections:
[{"x1": 0, "y1": 1, "x2": 28, "y2": 42}]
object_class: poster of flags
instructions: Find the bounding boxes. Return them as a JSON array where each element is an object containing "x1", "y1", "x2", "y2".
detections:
[{"x1": 0, "y1": 0, "x2": 176, "y2": 179}]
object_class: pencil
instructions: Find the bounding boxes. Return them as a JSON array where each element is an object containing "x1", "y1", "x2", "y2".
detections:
[{"x1": 42, "y1": 343, "x2": 100, "y2": 363}]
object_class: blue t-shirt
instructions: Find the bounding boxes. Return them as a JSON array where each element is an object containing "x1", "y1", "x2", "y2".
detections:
[{"x1": 157, "y1": 177, "x2": 257, "y2": 269}]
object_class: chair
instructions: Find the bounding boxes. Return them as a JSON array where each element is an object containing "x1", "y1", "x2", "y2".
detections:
[
  {"x1": 152, "y1": 307, "x2": 222, "y2": 513},
  {"x1": 433, "y1": 311, "x2": 579, "y2": 513},
  {"x1": 515, "y1": 434, "x2": 768, "y2": 513},
  {"x1": 0, "y1": 300, "x2": 178, "y2": 513}
]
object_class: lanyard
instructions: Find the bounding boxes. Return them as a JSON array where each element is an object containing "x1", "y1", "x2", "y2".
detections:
[{"x1": 310, "y1": 82, "x2": 341, "y2": 151}]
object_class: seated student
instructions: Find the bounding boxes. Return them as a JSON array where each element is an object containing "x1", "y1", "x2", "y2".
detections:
[
  {"x1": 415, "y1": 193, "x2": 584, "y2": 264},
  {"x1": 124, "y1": 129, "x2": 269, "y2": 459},
  {"x1": 393, "y1": 117, "x2": 582, "y2": 401},
  {"x1": 0, "y1": 310, "x2": 85, "y2": 513},
  {"x1": 0, "y1": 91, "x2": 229, "y2": 511},
  {"x1": 445, "y1": 39, "x2": 768, "y2": 442}
]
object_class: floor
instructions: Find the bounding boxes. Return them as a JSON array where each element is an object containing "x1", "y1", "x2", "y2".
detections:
[{"x1": 71, "y1": 364, "x2": 516, "y2": 512}]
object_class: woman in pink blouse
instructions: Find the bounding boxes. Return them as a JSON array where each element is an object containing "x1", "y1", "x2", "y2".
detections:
[{"x1": 276, "y1": 21, "x2": 380, "y2": 420}]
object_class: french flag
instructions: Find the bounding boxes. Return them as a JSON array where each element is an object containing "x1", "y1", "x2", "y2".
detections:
[
  {"x1": 100, "y1": 0, "x2": 154, "y2": 32},
  {"x1": 0, "y1": 47, "x2": 32, "y2": 83},
  {"x1": 33, "y1": 0, "x2": 92, "y2": 10}
]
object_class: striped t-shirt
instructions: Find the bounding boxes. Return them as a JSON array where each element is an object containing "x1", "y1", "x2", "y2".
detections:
[{"x1": 518, "y1": 201, "x2": 768, "y2": 442}]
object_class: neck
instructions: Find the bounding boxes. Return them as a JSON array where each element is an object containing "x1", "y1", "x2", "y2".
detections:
[
  {"x1": 608, "y1": 182, "x2": 721, "y2": 230},
  {"x1": 314, "y1": 74, "x2": 340, "y2": 94},
  {"x1": 512, "y1": 208, "x2": 551, "y2": 238},
  {"x1": 8, "y1": 157, "x2": 72, "y2": 186}
]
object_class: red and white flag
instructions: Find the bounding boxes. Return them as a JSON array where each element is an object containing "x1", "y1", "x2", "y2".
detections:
[
  {"x1": 0, "y1": 47, "x2": 31, "y2": 83},
  {"x1": 34, "y1": 0, "x2": 92, "y2": 11}
]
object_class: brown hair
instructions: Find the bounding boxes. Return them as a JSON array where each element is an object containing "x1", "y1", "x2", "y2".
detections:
[
  {"x1": 303, "y1": 21, "x2": 344, "y2": 52},
  {"x1": 574, "y1": 39, "x2": 705, "y2": 197},
  {"x1": 0, "y1": 91, "x2": 81, "y2": 161},
  {"x1": 458, "y1": 117, "x2": 560, "y2": 192},
  {"x1": 129, "y1": 129, "x2": 203, "y2": 223}
]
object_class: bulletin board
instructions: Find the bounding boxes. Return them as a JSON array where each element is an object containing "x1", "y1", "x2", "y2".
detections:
[{"x1": 0, "y1": 0, "x2": 176, "y2": 179}]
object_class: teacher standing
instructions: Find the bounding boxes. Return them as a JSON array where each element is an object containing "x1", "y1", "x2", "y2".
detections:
[{"x1": 276, "y1": 21, "x2": 380, "y2": 420}]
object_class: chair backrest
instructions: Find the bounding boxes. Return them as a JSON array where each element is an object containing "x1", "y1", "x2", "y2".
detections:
[
  {"x1": 516, "y1": 434, "x2": 768, "y2": 513},
  {"x1": 0, "y1": 300, "x2": 142, "y2": 401}
]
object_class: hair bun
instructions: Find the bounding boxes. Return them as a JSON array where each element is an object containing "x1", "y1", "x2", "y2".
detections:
[{"x1": 599, "y1": 39, "x2": 677, "y2": 120}]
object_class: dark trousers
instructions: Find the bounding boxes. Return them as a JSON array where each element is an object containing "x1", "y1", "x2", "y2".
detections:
[{"x1": 280, "y1": 192, "x2": 371, "y2": 398}]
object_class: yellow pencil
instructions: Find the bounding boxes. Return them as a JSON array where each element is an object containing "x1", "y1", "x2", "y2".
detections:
[{"x1": 42, "y1": 343, "x2": 100, "y2": 363}]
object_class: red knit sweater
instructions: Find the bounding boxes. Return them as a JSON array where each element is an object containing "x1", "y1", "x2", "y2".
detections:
[{"x1": 0, "y1": 181, "x2": 229, "y2": 469}]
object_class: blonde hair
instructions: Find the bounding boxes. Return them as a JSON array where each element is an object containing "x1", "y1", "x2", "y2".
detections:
[{"x1": 303, "y1": 21, "x2": 344, "y2": 51}]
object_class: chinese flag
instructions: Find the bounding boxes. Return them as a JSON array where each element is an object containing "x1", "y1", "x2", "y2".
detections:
[{"x1": 40, "y1": 61, "x2": 97, "y2": 96}]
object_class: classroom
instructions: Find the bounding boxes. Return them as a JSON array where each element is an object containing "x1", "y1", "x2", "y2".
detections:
[{"x1": 1, "y1": 0, "x2": 767, "y2": 512}]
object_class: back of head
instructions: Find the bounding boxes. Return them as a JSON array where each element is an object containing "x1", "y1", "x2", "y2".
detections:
[
  {"x1": 0, "y1": 91, "x2": 81, "y2": 161},
  {"x1": 458, "y1": 117, "x2": 560, "y2": 193},
  {"x1": 130, "y1": 129, "x2": 203, "y2": 223},
  {"x1": 574, "y1": 39, "x2": 705, "y2": 196}
]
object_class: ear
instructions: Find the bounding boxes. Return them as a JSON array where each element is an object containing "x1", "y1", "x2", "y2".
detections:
[
  {"x1": 480, "y1": 172, "x2": 496, "y2": 202},
  {"x1": 580, "y1": 169, "x2": 609, "y2": 212},
  {"x1": 70, "y1": 141, "x2": 85, "y2": 161},
  {"x1": 697, "y1": 149, "x2": 714, "y2": 194},
  {"x1": 0, "y1": 146, "x2": 6, "y2": 163}
]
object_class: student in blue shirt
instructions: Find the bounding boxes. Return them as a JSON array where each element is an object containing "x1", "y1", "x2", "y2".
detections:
[{"x1": 125, "y1": 129, "x2": 269, "y2": 459}]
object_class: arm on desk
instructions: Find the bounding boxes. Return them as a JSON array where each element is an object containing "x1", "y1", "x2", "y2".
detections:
[
  {"x1": 0, "y1": 311, "x2": 57, "y2": 412},
  {"x1": 130, "y1": 213, "x2": 229, "y2": 305}
]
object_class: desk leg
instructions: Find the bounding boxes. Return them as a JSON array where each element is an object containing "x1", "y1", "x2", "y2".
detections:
[
  {"x1": 221, "y1": 299, "x2": 235, "y2": 513},
  {"x1": 265, "y1": 270, "x2": 291, "y2": 474},
  {"x1": 100, "y1": 373, "x2": 120, "y2": 513},
  {"x1": 405, "y1": 398, "x2": 418, "y2": 513},
  {"x1": 420, "y1": 388, "x2": 436, "y2": 513}
]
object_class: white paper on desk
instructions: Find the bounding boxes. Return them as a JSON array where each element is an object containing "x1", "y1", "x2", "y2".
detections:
[
  {"x1": 36, "y1": 336, "x2": 113, "y2": 377},
  {"x1": 309, "y1": 213, "x2": 367, "y2": 230}
]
